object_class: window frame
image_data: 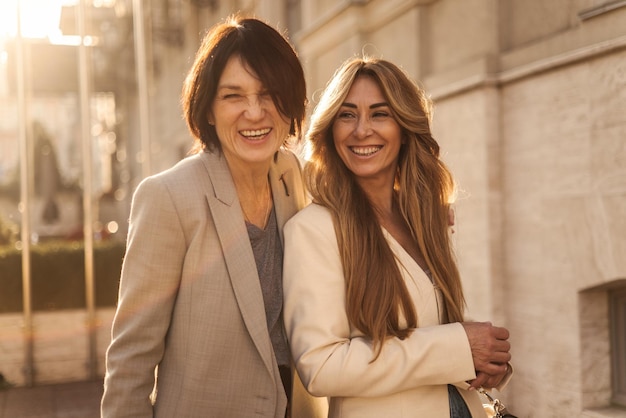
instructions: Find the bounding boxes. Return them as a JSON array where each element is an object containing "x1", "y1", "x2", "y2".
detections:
[{"x1": 610, "y1": 287, "x2": 626, "y2": 406}]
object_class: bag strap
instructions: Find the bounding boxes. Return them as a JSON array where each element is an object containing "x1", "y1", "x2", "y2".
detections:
[{"x1": 478, "y1": 388, "x2": 518, "y2": 418}]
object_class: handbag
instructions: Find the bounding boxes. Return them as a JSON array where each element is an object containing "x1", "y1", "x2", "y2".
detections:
[{"x1": 479, "y1": 388, "x2": 517, "y2": 418}]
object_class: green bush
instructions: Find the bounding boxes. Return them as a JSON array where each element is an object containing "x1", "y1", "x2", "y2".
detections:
[
  {"x1": 0, "y1": 240, "x2": 125, "y2": 313},
  {"x1": 0, "y1": 216, "x2": 18, "y2": 246}
]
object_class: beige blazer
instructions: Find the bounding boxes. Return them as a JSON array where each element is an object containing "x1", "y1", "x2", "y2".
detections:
[
  {"x1": 102, "y1": 149, "x2": 327, "y2": 418},
  {"x1": 283, "y1": 204, "x2": 510, "y2": 418}
]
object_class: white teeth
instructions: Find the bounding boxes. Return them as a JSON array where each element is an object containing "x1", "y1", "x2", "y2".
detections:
[
  {"x1": 241, "y1": 128, "x2": 271, "y2": 138},
  {"x1": 350, "y1": 146, "x2": 381, "y2": 156}
]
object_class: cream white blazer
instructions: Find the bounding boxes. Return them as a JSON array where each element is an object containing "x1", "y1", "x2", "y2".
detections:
[
  {"x1": 283, "y1": 203, "x2": 509, "y2": 418},
  {"x1": 102, "y1": 149, "x2": 327, "y2": 418}
]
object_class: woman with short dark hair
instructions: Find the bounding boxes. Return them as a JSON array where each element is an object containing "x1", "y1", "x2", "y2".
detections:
[{"x1": 102, "y1": 16, "x2": 326, "y2": 418}]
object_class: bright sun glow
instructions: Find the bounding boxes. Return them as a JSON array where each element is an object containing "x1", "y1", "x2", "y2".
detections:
[{"x1": 0, "y1": 0, "x2": 77, "y2": 40}]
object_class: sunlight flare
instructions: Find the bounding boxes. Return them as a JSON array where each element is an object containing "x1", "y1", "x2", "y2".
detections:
[{"x1": 0, "y1": 0, "x2": 76, "y2": 40}]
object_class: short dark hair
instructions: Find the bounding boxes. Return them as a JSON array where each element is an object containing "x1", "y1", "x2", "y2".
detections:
[{"x1": 182, "y1": 15, "x2": 307, "y2": 152}]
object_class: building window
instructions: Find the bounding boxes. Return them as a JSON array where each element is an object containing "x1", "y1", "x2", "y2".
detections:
[
  {"x1": 611, "y1": 286, "x2": 626, "y2": 406},
  {"x1": 580, "y1": 279, "x2": 626, "y2": 412}
]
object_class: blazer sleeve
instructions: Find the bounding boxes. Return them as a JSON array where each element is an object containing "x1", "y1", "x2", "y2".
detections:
[
  {"x1": 102, "y1": 175, "x2": 186, "y2": 417},
  {"x1": 283, "y1": 205, "x2": 477, "y2": 398}
]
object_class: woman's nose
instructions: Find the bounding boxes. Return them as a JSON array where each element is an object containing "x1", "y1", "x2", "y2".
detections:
[
  {"x1": 244, "y1": 95, "x2": 265, "y2": 120},
  {"x1": 354, "y1": 117, "x2": 372, "y2": 139}
]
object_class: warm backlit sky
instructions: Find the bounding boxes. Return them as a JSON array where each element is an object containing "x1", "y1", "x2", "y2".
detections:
[
  {"x1": 0, "y1": 0, "x2": 74, "y2": 39},
  {"x1": 0, "y1": 0, "x2": 117, "y2": 49}
]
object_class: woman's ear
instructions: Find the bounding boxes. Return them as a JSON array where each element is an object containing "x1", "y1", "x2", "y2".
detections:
[
  {"x1": 207, "y1": 111, "x2": 214, "y2": 126},
  {"x1": 448, "y1": 205, "x2": 456, "y2": 234}
]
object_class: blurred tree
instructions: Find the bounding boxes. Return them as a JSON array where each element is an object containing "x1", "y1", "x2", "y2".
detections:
[
  {"x1": 0, "y1": 215, "x2": 17, "y2": 246},
  {"x1": 33, "y1": 121, "x2": 61, "y2": 224}
]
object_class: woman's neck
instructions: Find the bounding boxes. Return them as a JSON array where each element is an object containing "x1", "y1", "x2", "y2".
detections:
[
  {"x1": 353, "y1": 163, "x2": 398, "y2": 216},
  {"x1": 373, "y1": 194, "x2": 427, "y2": 272},
  {"x1": 360, "y1": 182, "x2": 395, "y2": 220},
  {"x1": 230, "y1": 164, "x2": 273, "y2": 228}
]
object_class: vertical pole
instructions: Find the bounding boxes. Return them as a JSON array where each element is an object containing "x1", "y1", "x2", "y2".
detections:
[
  {"x1": 16, "y1": 0, "x2": 34, "y2": 387},
  {"x1": 77, "y1": 0, "x2": 97, "y2": 379},
  {"x1": 133, "y1": 0, "x2": 151, "y2": 178}
]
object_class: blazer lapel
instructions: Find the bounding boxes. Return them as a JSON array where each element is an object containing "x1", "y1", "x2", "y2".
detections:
[
  {"x1": 199, "y1": 151, "x2": 276, "y2": 376},
  {"x1": 270, "y1": 165, "x2": 294, "y2": 243},
  {"x1": 270, "y1": 152, "x2": 306, "y2": 243}
]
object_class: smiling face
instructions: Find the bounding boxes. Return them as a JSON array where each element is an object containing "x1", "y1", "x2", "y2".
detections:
[
  {"x1": 332, "y1": 75, "x2": 403, "y2": 190},
  {"x1": 210, "y1": 54, "x2": 291, "y2": 172}
]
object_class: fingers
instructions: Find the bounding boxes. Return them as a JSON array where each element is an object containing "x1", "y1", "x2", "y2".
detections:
[
  {"x1": 478, "y1": 358, "x2": 510, "y2": 375},
  {"x1": 492, "y1": 325, "x2": 510, "y2": 341},
  {"x1": 468, "y1": 369, "x2": 507, "y2": 390},
  {"x1": 468, "y1": 372, "x2": 489, "y2": 390},
  {"x1": 468, "y1": 363, "x2": 509, "y2": 390},
  {"x1": 462, "y1": 321, "x2": 512, "y2": 379},
  {"x1": 490, "y1": 350, "x2": 512, "y2": 365},
  {"x1": 490, "y1": 335, "x2": 511, "y2": 364}
]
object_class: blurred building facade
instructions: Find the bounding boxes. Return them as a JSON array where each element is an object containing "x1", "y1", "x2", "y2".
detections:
[{"x1": 0, "y1": 0, "x2": 625, "y2": 417}]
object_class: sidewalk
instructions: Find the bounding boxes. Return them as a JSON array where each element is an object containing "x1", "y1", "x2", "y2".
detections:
[{"x1": 0, "y1": 379, "x2": 103, "y2": 418}]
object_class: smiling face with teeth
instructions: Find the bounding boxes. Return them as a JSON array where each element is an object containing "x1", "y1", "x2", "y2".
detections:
[
  {"x1": 332, "y1": 75, "x2": 403, "y2": 191},
  {"x1": 210, "y1": 54, "x2": 291, "y2": 172}
]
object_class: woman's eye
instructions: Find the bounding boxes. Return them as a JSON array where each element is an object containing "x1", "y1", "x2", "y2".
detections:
[
  {"x1": 223, "y1": 94, "x2": 241, "y2": 100},
  {"x1": 337, "y1": 111, "x2": 355, "y2": 119},
  {"x1": 259, "y1": 92, "x2": 273, "y2": 103},
  {"x1": 372, "y1": 111, "x2": 390, "y2": 118}
]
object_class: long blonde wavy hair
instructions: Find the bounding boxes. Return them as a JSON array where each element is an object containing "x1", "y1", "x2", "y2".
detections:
[{"x1": 304, "y1": 57, "x2": 465, "y2": 359}]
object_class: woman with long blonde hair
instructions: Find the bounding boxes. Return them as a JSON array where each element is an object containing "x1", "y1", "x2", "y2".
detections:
[{"x1": 283, "y1": 57, "x2": 512, "y2": 417}]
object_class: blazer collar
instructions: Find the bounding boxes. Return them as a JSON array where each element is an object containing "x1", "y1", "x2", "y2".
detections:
[{"x1": 199, "y1": 150, "x2": 300, "y2": 241}]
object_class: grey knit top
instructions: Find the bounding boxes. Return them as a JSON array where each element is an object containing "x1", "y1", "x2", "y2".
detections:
[{"x1": 246, "y1": 206, "x2": 290, "y2": 367}]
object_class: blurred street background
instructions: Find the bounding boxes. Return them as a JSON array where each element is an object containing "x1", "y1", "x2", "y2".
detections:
[
  {"x1": 0, "y1": 378, "x2": 102, "y2": 417},
  {"x1": 0, "y1": 1, "x2": 625, "y2": 417}
]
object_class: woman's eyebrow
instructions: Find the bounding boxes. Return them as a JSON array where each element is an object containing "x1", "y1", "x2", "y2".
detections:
[
  {"x1": 370, "y1": 102, "x2": 388, "y2": 109},
  {"x1": 339, "y1": 102, "x2": 389, "y2": 109},
  {"x1": 216, "y1": 84, "x2": 243, "y2": 91}
]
